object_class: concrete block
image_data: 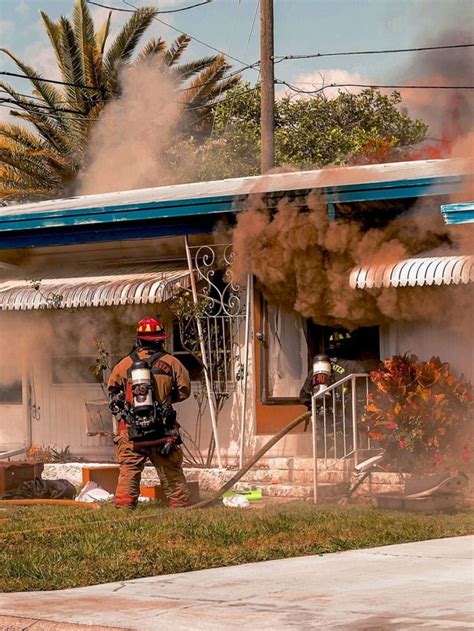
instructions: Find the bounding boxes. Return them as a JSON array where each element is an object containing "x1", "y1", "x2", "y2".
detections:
[{"x1": 82, "y1": 466, "x2": 119, "y2": 494}]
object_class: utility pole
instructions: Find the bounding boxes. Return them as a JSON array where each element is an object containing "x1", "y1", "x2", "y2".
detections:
[{"x1": 260, "y1": 0, "x2": 274, "y2": 173}]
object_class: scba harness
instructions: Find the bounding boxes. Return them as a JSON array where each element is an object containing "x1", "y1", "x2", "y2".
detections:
[{"x1": 109, "y1": 351, "x2": 181, "y2": 454}]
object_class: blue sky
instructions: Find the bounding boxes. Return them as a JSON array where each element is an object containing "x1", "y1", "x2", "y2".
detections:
[{"x1": 0, "y1": 0, "x2": 473, "y2": 118}]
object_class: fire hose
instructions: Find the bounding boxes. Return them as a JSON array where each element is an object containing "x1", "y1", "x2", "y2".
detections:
[{"x1": 189, "y1": 411, "x2": 311, "y2": 509}]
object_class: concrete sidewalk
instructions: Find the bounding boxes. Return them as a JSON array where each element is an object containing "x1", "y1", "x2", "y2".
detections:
[{"x1": 1, "y1": 536, "x2": 473, "y2": 630}]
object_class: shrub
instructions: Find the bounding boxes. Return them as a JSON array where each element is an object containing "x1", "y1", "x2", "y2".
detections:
[{"x1": 362, "y1": 354, "x2": 473, "y2": 471}]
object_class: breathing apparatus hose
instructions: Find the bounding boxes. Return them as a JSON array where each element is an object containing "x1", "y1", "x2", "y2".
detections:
[{"x1": 189, "y1": 411, "x2": 311, "y2": 509}]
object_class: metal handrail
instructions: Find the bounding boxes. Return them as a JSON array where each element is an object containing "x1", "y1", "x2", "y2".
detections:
[{"x1": 311, "y1": 373, "x2": 370, "y2": 504}]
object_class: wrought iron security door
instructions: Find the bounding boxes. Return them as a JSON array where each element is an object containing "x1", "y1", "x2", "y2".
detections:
[{"x1": 184, "y1": 238, "x2": 251, "y2": 468}]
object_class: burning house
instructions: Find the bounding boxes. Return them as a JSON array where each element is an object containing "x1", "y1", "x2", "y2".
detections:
[{"x1": 0, "y1": 158, "x2": 472, "y2": 488}]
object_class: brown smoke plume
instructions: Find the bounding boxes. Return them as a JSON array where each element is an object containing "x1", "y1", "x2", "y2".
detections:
[
  {"x1": 78, "y1": 59, "x2": 183, "y2": 195},
  {"x1": 232, "y1": 188, "x2": 473, "y2": 332},
  {"x1": 399, "y1": 29, "x2": 474, "y2": 161}
]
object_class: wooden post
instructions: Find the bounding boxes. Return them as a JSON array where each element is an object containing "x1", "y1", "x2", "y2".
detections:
[{"x1": 260, "y1": 0, "x2": 274, "y2": 173}]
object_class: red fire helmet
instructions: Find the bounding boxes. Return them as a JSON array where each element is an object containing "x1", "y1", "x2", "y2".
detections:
[{"x1": 136, "y1": 317, "x2": 168, "y2": 342}]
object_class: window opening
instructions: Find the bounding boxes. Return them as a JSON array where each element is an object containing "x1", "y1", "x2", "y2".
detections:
[
  {"x1": 0, "y1": 380, "x2": 22, "y2": 404},
  {"x1": 261, "y1": 297, "x2": 380, "y2": 403}
]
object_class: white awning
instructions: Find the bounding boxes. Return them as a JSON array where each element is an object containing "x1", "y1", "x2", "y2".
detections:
[
  {"x1": 350, "y1": 255, "x2": 474, "y2": 289},
  {"x1": 0, "y1": 265, "x2": 191, "y2": 311}
]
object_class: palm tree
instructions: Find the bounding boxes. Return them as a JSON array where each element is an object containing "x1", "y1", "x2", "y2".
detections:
[{"x1": 0, "y1": 0, "x2": 240, "y2": 201}]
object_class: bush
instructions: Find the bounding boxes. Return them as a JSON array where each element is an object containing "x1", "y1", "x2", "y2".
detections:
[{"x1": 362, "y1": 354, "x2": 473, "y2": 471}]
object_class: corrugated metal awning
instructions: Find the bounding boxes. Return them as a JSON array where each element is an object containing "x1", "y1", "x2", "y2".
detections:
[
  {"x1": 350, "y1": 255, "x2": 474, "y2": 289},
  {"x1": 0, "y1": 265, "x2": 191, "y2": 311},
  {"x1": 441, "y1": 201, "x2": 474, "y2": 225}
]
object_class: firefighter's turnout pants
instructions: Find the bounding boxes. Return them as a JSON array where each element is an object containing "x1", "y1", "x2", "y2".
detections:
[{"x1": 114, "y1": 430, "x2": 189, "y2": 508}]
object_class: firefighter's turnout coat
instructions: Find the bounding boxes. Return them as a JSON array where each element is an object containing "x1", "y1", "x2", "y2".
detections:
[
  {"x1": 108, "y1": 347, "x2": 191, "y2": 508},
  {"x1": 108, "y1": 347, "x2": 191, "y2": 409}
]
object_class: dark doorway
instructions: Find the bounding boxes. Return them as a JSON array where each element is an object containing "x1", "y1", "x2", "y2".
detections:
[{"x1": 306, "y1": 323, "x2": 380, "y2": 365}]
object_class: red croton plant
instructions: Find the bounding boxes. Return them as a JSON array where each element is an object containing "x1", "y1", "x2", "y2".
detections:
[{"x1": 362, "y1": 354, "x2": 473, "y2": 472}]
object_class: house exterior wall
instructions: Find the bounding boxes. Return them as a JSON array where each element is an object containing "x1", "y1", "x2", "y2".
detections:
[
  {"x1": 1, "y1": 234, "x2": 472, "y2": 464},
  {"x1": 381, "y1": 321, "x2": 474, "y2": 383}
]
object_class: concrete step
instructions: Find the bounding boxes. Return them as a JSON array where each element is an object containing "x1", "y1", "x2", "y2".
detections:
[{"x1": 241, "y1": 457, "x2": 354, "y2": 472}]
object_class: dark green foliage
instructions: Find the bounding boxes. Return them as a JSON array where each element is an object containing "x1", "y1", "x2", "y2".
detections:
[{"x1": 182, "y1": 85, "x2": 428, "y2": 181}]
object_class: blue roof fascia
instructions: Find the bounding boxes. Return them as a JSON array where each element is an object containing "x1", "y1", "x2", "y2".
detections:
[
  {"x1": 441, "y1": 201, "x2": 474, "y2": 225},
  {"x1": 0, "y1": 215, "x2": 220, "y2": 249},
  {"x1": 0, "y1": 194, "x2": 238, "y2": 233},
  {"x1": 0, "y1": 174, "x2": 464, "y2": 248},
  {"x1": 323, "y1": 174, "x2": 462, "y2": 203}
]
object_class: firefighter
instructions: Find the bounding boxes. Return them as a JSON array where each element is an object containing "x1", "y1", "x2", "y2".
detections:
[
  {"x1": 299, "y1": 356, "x2": 377, "y2": 408},
  {"x1": 108, "y1": 317, "x2": 191, "y2": 509}
]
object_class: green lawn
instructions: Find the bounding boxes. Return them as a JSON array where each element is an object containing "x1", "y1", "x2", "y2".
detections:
[{"x1": 1, "y1": 502, "x2": 472, "y2": 593}]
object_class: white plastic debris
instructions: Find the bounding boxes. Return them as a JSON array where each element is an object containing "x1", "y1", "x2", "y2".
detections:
[
  {"x1": 75, "y1": 481, "x2": 114, "y2": 503},
  {"x1": 222, "y1": 494, "x2": 250, "y2": 508}
]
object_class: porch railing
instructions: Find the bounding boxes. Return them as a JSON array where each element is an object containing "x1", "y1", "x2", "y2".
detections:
[{"x1": 311, "y1": 373, "x2": 372, "y2": 503}]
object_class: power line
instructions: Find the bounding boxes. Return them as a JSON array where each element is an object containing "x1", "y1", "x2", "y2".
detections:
[
  {"x1": 87, "y1": 0, "x2": 212, "y2": 13},
  {"x1": 0, "y1": 60, "x2": 257, "y2": 99},
  {"x1": 121, "y1": 0, "x2": 255, "y2": 67},
  {"x1": 274, "y1": 42, "x2": 474, "y2": 63},
  {"x1": 276, "y1": 79, "x2": 474, "y2": 95},
  {"x1": 222, "y1": 0, "x2": 260, "y2": 137},
  {"x1": 0, "y1": 85, "x2": 259, "y2": 123},
  {"x1": 208, "y1": 0, "x2": 242, "y2": 138},
  {"x1": 0, "y1": 97, "x2": 85, "y2": 115},
  {"x1": 0, "y1": 70, "x2": 98, "y2": 91}
]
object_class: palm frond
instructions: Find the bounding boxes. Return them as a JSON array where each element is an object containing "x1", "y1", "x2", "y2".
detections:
[
  {"x1": 0, "y1": 124, "x2": 44, "y2": 152},
  {"x1": 0, "y1": 148, "x2": 61, "y2": 184},
  {"x1": 95, "y1": 11, "x2": 112, "y2": 55},
  {"x1": 162, "y1": 34, "x2": 191, "y2": 67},
  {"x1": 57, "y1": 16, "x2": 86, "y2": 105},
  {"x1": 183, "y1": 57, "x2": 233, "y2": 104},
  {"x1": 134, "y1": 37, "x2": 166, "y2": 64},
  {"x1": 8, "y1": 108, "x2": 81, "y2": 163},
  {"x1": 0, "y1": 48, "x2": 64, "y2": 113},
  {"x1": 104, "y1": 7, "x2": 157, "y2": 91},
  {"x1": 73, "y1": 0, "x2": 97, "y2": 90},
  {"x1": 171, "y1": 55, "x2": 217, "y2": 81}
]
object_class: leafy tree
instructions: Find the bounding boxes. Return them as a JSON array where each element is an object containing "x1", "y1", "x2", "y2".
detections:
[
  {"x1": 0, "y1": 0, "x2": 240, "y2": 201},
  {"x1": 180, "y1": 85, "x2": 428, "y2": 181}
]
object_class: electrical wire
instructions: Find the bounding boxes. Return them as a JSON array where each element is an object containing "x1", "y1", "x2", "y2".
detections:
[
  {"x1": 87, "y1": 0, "x2": 212, "y2": 14},
  {"x1": 0, "y1": 61, "x2": 258, "y2": 100},
  {"x1": 0, "y1": 97, "x2": 85, "y2": 116},
  {"x1": 0, "y1": 70, "x2": 98, "y2": 91},
  {"x1": 0, "y1": 85, "x2": 259, "y2": 122},
  {"x1": 222, "y1": 0, "x2": 260, "y2": 137},
  {"x1": 121, "y1": 0, "x2": 257, "y2": 68},
  {"x1": 276, "y1": 79, "x2": 474, "y2": 95},
  {"x1": 208, "y1": 0, "x2": 242, "y2": 138},
  {"x1": 273, "y1": 42, "x2": 474, "y2": 63}
]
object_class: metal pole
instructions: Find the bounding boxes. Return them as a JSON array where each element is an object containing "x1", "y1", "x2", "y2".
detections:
[
  {"x1": 184, "y1": 237, "x2": 223, "y2": 468},
  {"x1": 260, "y1": 0, "x2": 274, "y2": 173},
  {"x1": 311, "y1": 393, "x2": 318, "y2": 504},
  {"x1": 239, "y1": 273, "x2": 252, "y2": 469},
  {"x1": 351, "y1": 376, "x2": 359, "y2": 467}
]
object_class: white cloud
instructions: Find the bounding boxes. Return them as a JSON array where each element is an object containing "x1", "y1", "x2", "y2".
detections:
[{"x1": 279, "y1": 68, "x2": 371, "y2": 99}]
